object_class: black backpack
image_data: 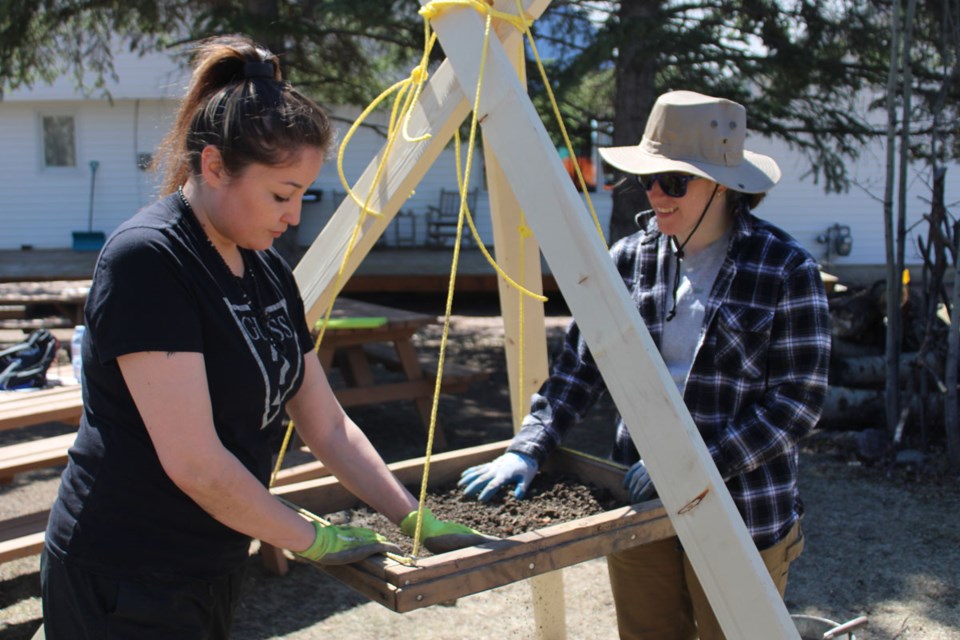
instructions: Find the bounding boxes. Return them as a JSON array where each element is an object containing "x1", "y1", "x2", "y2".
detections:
[{"x1": 0, "y1": 329, "x2": 60, "y2": 390}]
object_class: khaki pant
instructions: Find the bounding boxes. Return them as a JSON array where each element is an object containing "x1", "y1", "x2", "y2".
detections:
[{"x1": 606, "y1": 521, "x2": 804, "y2": 640}]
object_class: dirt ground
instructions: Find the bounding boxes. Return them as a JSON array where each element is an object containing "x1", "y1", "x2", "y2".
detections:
[
  {"x1": 1, "y1": 295, "x2": 958, "y2": 639},
  {"x1": 344, "y1": 472, "x2": 620, "y2": 557}
]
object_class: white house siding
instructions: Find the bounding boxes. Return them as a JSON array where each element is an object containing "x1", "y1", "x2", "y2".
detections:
[
  {"x1": 747, "y1": 134, "x2": 960, "y2": 268},
  {"x1": 0, "y1": 98, "x2": 176, "y2": 249},
  {"x1": 297, "y1": 105, "x2": 495, "y2": 248},
  {"x1": 300, "y1": 107, "x2": 612, "y2": 249},
  {"x1": 2, "y1": 42, "x2": 957, "y2": 264},
  {"x1": 1, "y1": 45, "x2": 186, "y2": 249}
]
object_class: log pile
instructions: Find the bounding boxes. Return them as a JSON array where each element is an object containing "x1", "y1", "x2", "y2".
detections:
[{"x1": 821, "y1": 275, "x2": 954, "y2": 463}]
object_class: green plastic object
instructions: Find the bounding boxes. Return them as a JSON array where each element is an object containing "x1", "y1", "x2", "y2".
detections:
[{"x1": 318, "y1": 316, "x2": 388, "y2": 330}]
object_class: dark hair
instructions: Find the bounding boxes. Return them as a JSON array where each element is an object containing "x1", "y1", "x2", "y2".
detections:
[
  {"x1": 725, "y1": 190, "x2": 766, "y2": 215},
  {"x1": 154, "y1": 35, "x2": 333, "y2": 195}
]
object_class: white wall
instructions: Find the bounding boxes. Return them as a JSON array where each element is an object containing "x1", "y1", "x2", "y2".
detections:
[
  {"x1": 4, "y1": 46, "x2": 188, "y2": 102},
  {"x1": 747, "y1": 134, "x2": 960, "y2": 268},
  {"x1": 297, "y1": 106, "x2": 496, "y2": 248},
  {"x1": 3, "y1": 43, "x2": 957, "y2": 263},
  {"x1": 0, "y1": 98, "x2": 175, "y2": 249}
]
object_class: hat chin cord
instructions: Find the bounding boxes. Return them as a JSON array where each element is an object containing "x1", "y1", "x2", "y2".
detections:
[{"x1": 666, "y1": 184, "x2": 720, "y2": 322}]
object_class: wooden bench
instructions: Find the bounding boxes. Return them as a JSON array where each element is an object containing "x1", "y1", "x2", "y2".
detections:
[
  {"x1": 0, "y1": 456, "x2": 328, "y2": 569},
  {"x1": 0, "y1": 432, "x2": 74, "y2": 484},
  {"x1": 0, "y1": 317, "x2": 75, "y2": 331},
  {"x1": 0, "y1": 510, "x2": 48, "y2": 564},
  {"x1": 361, "y1": 342, "x2": 489, "y2": 394},
  {"x1": 0, "y1": 386, "x2": 83, "y2": 432}
]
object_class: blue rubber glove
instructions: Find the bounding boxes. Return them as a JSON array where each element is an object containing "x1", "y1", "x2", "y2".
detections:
[
  {"x1": 623, "y1": 460, "x2": 656, "y2": 503},
  {"x1": 295, "y1": 520, "x2": 400, "y2": 565},
  {"x1": 458, "y1": 452, "x2": 538, "y2": 502},
  {"x1": 400, "y1": 507, "x2": 497, "y2": 554}
]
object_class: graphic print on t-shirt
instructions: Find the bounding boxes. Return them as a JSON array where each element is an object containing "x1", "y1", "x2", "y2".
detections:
[{"x1": 224, "y1": 295, "x2": 301, "y2": 429}]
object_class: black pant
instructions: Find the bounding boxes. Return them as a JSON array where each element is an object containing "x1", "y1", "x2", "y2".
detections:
[{"x1": 40, "y1": 546, "x2": 246, "y2": 640}]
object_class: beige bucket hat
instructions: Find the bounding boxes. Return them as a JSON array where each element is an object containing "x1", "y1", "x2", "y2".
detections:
[{"x1": 598, "y1": 90, "x2": 781, "y2": 194}]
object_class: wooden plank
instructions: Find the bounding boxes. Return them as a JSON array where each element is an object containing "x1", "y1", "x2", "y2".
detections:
[
  {"x1": 0, "y1": 510, "x2": 48, "y2": 564},
  {"x1": 272, "y1": 459, "x2": 332, "y2": 487},
  {"x1": 292, "y1": 1, "x2": 551, "y2": 324},
  {"x1": 333, "y1": 379, "x2": 437, "y2": 407},
  {"x1": 293, "y1": 57, "x2": 471, "y2": 323},
  {"x1": 425, "y1": 4, "x2": 799, "y2": 637},
  {"x1": 321, "y1": 561, "x2": 403, "y2": 610},
  {"x1": 283, "y1": 446, "x2": 672, "y2": 612},
  {"x1": 0, "y1": 317, "x2": 74, "y2": 330},
  {"x1": 391, "y1": 506, "x2": 672, "y2": 612},
  {"x1": 273, "y1": 440, "x2": 507, "y2": 518},
  {"x1": 480, "y1": 24, "x2": 562, "y2": 637},
  {"x1": 0, "y1": 385, "x2": 83, "y2": 431},
  {"x1": 0, "y1": 432, "x2": 74, "y2": 480},
  {"x1": 337, "y1": 346, "x2": 376, "y2": 387},
  {"x1": 362, "y1": 343, "x2": 489, "y2": 385},
  {"x1": 339, "y1": 273, "x2": 560, "y2": 294}
]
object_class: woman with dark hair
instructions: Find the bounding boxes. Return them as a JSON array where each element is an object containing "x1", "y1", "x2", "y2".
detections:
[
  {"x1": 460, "y1": 90, "x2": 831, "y2": 639},
  {"x1": 39, "y1": 36, "x2": 484, "y2": 640}
]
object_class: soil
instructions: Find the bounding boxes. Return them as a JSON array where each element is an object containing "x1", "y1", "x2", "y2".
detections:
[
  {"x1": 1, "y1": 293, "x2": 959, "y2": 639},
  {"x1": 337, "y1": 473, "x2": 620, "y2": 556}
]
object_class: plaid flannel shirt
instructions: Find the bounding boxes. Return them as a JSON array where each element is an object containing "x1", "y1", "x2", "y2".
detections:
[{"x1": 509, "y1": 210, "x2": 831, "y2": 549}]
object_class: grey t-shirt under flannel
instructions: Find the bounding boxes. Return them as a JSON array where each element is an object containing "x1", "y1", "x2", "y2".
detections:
[{"x1": 661, "y1": 229, "x2": 732, "y2": 394}]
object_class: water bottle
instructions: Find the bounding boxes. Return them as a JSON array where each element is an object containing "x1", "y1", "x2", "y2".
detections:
[{"x1": 71, "y1": 325, "x2": 85, "y2": 384}]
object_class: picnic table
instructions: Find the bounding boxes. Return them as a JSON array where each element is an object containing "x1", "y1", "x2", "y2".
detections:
[
  {"x1": 0, "y1": 296, "x2": 485, "y2": 565},
  {"x1": 0, "y1": 384, "x2": 83, "y2": 433},
  {"x1": 0, "y1": 297, "x2": 481, "y2": 482},
  {"x1": 318, "y1": 297, "x2": 487, "y2": 450},
  {"x1": 0, "y1": 280, "x2": 90, "y2": 329}
]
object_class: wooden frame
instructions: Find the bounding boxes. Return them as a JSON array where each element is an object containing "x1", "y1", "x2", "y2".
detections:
[
  {"x1": 292, "y1": 0, "x2": 801, "y2": 636},
  {"x1": 272, "y1": 441, "x2": 673, "y2": 613}
]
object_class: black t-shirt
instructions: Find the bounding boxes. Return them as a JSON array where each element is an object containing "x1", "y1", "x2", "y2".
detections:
[{"x1": 46, "y1": 194, "x2": 315, "y2": 578}]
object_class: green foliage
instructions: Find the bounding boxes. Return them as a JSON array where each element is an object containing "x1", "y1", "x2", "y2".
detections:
[
  {"x1": 2, "y1": 0, "x2": 956, "y2": 193},
  {"x1": 0, "y1": 0, "x2": 425, "y2": 105},
  {"x1": 527, "y1": 0, "x2": 904, "y2": 193},
  {"x1": 0, "y1": 1, "x2": 184, "y2": 98}
]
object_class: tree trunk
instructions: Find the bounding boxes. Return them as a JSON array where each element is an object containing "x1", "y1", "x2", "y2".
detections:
[
  {"x1": 946, "y1": 222, "x2": 960, "y2": 472},
  {"x1": 883, "y1": 0, "x2": 902, "y2": 437},
  {"x1": 830, "y1": 352, "x2": 935, "y2": 388},
  {"x1": 607, "y1": 0, "x2": 660, "y2": 244},
  {"x1": 819, "y1": 387, "x2": 943, "y2": 431}
]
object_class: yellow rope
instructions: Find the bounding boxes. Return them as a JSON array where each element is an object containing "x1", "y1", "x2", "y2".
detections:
[
  {"x1": 513, "y1": 0, "x2": 607, "y2": 248},
  {"x1": 516, "y1": 220, "x2": 533, "y2": 420},
  {"x1": 269, "y1": 14, "x2": 440, "y2": 491},
  {"x1": 409, "y1": 7, "x2": 497, "y2": 557},
  {"x1": 270, "y1": 0, "x2": 593, "y2": 562}
]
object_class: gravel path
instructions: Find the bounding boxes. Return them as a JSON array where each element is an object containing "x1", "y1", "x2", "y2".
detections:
[{"x1": 2, "y1": 312, "x2": 958, "y2": 639}]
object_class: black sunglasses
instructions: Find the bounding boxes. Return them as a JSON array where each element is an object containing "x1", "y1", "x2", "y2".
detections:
[{"x1": 635, "y1": 172, "x2": 700, "y2": 198}]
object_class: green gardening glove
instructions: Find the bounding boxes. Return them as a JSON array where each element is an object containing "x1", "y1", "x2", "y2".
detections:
[
  {"x1": 400, "y1": 507, "x2": 498, "y2": 554},
  {"x1": 295, "y1": 520, "x2": 401, "y2": 565}
]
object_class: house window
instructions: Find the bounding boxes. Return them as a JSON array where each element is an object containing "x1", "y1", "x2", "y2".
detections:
[{"x1": 42, "y1": 115, "x2": 76, "y2": 167}]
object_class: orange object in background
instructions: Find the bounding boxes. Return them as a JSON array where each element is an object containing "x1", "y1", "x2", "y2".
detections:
[{"x1": 559, "y1": 149, "x2": 596, "y2": 192}]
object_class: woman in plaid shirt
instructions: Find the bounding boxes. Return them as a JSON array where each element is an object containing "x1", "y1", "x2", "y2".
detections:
[{"x1": 460, "y1": 91, "x2": 831, "y2": 639}]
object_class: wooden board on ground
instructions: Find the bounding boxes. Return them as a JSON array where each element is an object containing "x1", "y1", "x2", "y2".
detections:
[
  {"x1": 0, "y1": 510, "x2": 48, "y2": 564},
  {"x1": 0, "y1": 385, "x2": 83, "y2": 432},
  {"x1": 270, "y1": 440, "x2": 673, "y2": 613},
  {"x1": 0, "y1": 431, "x2": 75, "y2": 482}
]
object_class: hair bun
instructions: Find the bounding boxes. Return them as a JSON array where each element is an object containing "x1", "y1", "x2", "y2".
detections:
[{"x1": 243, "y1": 61, "x2": 275, "y2": 79}]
